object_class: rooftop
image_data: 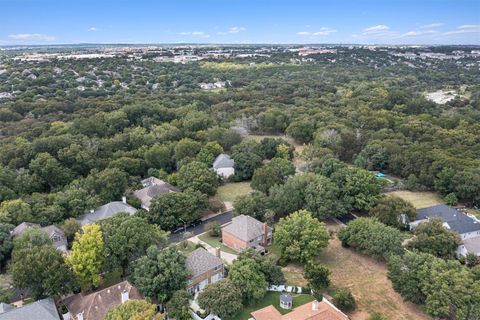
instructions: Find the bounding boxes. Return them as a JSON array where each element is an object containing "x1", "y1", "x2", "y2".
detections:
[
  {"x1": 0, "y1": 298, "x2": 60, "y2": 320},
  {"x1": 78, "y1": 201, "x2": 137, "y2": 226},
  {"x1": 213, "y1": 154, "x2": 234, "y2": 169},
  {"x1": 222, "y1": 214, "x2": 271, "y2": 242},
  {"x1": 134, "y1": 178, "x2": 179, "y2": 209},
  {"x1": 251, "y1": 299, "x2": 349, "y2": 320},
  {"x1": 415, "y1": 204, "x2": 480, "y2": 235},
  {"x1": 186, "y1": 248, "x2": 223, "y2": 279}
]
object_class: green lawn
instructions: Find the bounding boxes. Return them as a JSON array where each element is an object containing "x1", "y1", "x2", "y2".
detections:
[
  {"x1": 386, "y1": 190, "x2": 443, "y2": 209},
  {"x1": 198, "y1": 234, "x2": 238, "y2": 255},
  {"x1": 215, "y1": 182, "x2": 253, "y2": 203},
  {"x1": 231, "y1": 292, "x2": 315, "y2": 320}
]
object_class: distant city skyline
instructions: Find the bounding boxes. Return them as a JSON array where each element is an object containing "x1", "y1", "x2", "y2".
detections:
[{"x1": 1, "y1": 0, "x2": 479, "y2": 45}]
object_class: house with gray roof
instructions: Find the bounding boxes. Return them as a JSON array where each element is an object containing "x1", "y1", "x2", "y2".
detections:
[
  {"x1": 0, "y1": 298, "x2": 60, "y2": 320},
  {"x1": 222, "y1": 214, "x2": 273, "y2": 252},
  {"x1": 410, "y1": 204, "x2": 480, "y2": 257},
  {"x1": 11, "y1": 222, "x2": 68, "y2": 253},
  {"x1": 212, "y1": 154, "x2": 235, "y2": 179},
  {"x1": 133, "y1": 177, "x2": 179, "y2": 210},
  {"x1": 185, "y1": 248, "x2": 224, "y2": 294},
  {"x1": 78, "y1": 198, "x2": 137, "y2": 226}
]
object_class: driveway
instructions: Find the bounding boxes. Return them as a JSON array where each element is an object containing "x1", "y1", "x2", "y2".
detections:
[{"x1": 168, "y1": 210, "x2": 232, "y2": 243}]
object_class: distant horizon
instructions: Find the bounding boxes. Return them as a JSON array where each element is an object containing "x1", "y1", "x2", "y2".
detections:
[{"x1": 1, "y1": 0, "x2": 479, "y2": 46}]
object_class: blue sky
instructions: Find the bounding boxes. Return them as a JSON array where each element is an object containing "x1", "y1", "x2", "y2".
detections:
[{"x1": 1, "y1": 0, "x2": 479, "y2": 45}]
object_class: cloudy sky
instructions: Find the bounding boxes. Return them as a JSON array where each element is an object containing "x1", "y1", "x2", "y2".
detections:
[{"x1": 1, "y1": 0, "x2": 479, "y2": 45}]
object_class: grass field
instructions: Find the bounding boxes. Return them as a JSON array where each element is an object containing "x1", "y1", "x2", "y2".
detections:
[
  {"x1": 215, "y1": 182, "x2": 253, "y2": 203},
  {"x1": 386, "y1": 190, "x2": 442, "y2": 209},
  {"x1": 231, "y1": 292, "x2": 315, "y2": 320},
  {"x1": 198, "y1": 234, "x2": 238, "y2": 255},
  {"x1": 317, "y1": 236, "x2": 431, "y2": 320}
]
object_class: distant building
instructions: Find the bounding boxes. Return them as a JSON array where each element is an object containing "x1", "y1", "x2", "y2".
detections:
[
  {"x1": 212, "y1": 154, "x2": 235, "y2": 179},
  {"x1": 62, "y1": 281, "x2": 142, "y2": 320},
  {"x1": 133, "y1": 177, "x2": 179, "y2": 210},
  {"x1": 410, "y1": 204, "x2": 480, "y2": 257},
  {"x1": 0, "y1": 298, "x2": 60, "y2": 320},
  {"x1": 251, "y1": 298, "x2": 349, "y2": 320},
  {"x1": 221, "y1": 214, "x2": 272, "y2": 253},
  {"x1": 78, "y1": 198, "x2": 137, "y2": 226},
  {"x1": 298, "y1": 49, "x2": 337, "y2": 56},
  {"x1": 11, "y1": 222, "x2": 68, "y2": 253},
  {"x1": 185, "y1": 248, "x2": 224, "y2": 294}
]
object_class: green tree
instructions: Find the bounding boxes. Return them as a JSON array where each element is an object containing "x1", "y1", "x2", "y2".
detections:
[
  {"x1": 338, "y1": 218, "x2": 404, "y2": 260},
  {"x1": 228, "y1": 257, "x2": 267, "y2": 303},
  {"x1": 0, "y1": 223, "x2": 14, "y2": 268},
  {"x1": 100, "y1": 214, "x2": 168, "y2": 273},
  {"x1": 232, "y1": 152, "x2": 262, "y2": 181},
  {"x1": 233, "y1": 191, "x2": 269, "y2": 222},
  {"x1": 305, "y1": 263, "x2": 330, "y2": 290},
  {"x1": 0, "y1": 199, "x2": 34, "y2": 225},
  {"x1": 354, "y1": 143, "x2": 389, "y2": 171},
  {"x1": 251, "y1": 158, "x2": 295, "y2": 194},
  {"x1": 408, "y1": 218, "x2": 461, "y2": 259},
  {"x1": 60, "y1": 218, "x2": 81, "y2": 245},
  {"x1": 369, "y1": 196, "x2": 416, "y2": 229},
  {"x1": 145, "y1": 143, "x2": 175, "y2": 172},
  {"x1": 196, "y1": 142, "x2": 224, "y2": 166},
  {"x1": 305, "y1": 175, "x2": 347, "y2": 218},
  {"x1": 165, "y1": 290, "x2": 191, "y2": 320},
  {"x1": 274, "y1": 210, "x2": 330, "y2": 264},
  {"x1": 269, "y1": 173, "x2": 318, "y2": 215},
  {"x1": 286, "y1": 120, "x2": 315, "y2": 144},
  {"x1": 104, "y1": 300, "x2": 158, "y2": 320},
  {"x1": 13, "y1": 227, "x2": 52, "y2": 249},
  {"x1": 132, "y1": 246, "x2": 189, "y2": 302},
  {"x1": 67, "y1": 224, "x2": 104, "y2": 290},
  {"x1": 176, "y1": 161, "x2": 219, "y2": 195},
  {"x1": 198, "y1": 279, "x2": 243, "y2": 319},
  {"x1": 174, "y1": 138, "x2": 202, "y2": 164},
  {"x1": 343, "y1": 168, "x2": 382, "y2": 211},
  {"x1": 237, "y1": 248, "x2": 285, "y2": 285},
  {"x1": 333, "y1": 288, "x2": 356, "y2": 312},
  {"x1": 29, "y1": 152, "x2": 73, "y2": 190},
  {"x1": 146, "y1": 190, "x2": 207, "y2": 230}
]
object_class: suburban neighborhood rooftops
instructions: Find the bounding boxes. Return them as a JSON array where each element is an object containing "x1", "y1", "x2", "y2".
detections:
[
  {"x1": 78, "y1": 201, "x2": 137, "y2": 226},
  {"x1": 62, "y1": 281, "x2": 142, "y2": 320},
  {"x1": 251, "y1": 299, "x2": 349, "y2": 320},
  {"x1": 0, "y1": 298, "x2": 60, "y2": 320},
  {"x1": 415, "y1": 204, "x2": 480, "y2": 234},
  {"x1": 213, "y1": 154, "x2": 234, "y2": 169},
  {"x1": 134, "y1": 178, "x2": 179, "y2": 209},
  {"x1": 222, "y1": 214, "x2": 271, "y2": 242},
  {"x1": 10, "y1": 223, "x2": 68, "y2": 253},
  {"x1": 186, "y1": 248, "x2": 223, "y2": 279},
  {"x1": 10, "y1": 222, "x2": 37, "y2": 237}
]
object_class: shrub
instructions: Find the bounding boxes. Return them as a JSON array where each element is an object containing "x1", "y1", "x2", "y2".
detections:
[
  {"x1": 333, "y1": 288, "x2": 356, "y2": 312},
  {"x1": 369, "y1": 313, "x2": 386, "y2": 320},
  {"x1": 205, "y1": 221, "x2": 221, "y2": 237},
  {"x1": 443, "y1": 192, "x2": 458, "y2": 206}
]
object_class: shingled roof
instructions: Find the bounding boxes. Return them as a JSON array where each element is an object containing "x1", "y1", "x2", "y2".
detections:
[
  {"x1": 222, "y1": 214, "x2": 271, "y2": 242},
  {"x1": 415, "y1": 204, "x2": 480, "y2": 234},
  {"x1": 213, "y1": 154, "x2": 234, "y2": 169},
  {"x1": 78, "y1": 201, "x2": 137, "y2": 226},
  {"x1": 134, "y1": 178, "x2": 179, "y2": 209},
  {"x1": 186, "y1": 248, "x2": 223, "y2": 278},
  {"x1": 0, "y1": 298, "x2": 60, "y2": 320}
]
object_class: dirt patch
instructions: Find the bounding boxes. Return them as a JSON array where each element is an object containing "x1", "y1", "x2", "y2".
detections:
[
  {"x1": 318, "y1": 236, "x2": 431, "y2": 320},
  {"x1": 282, "y1": 264, "x2": 308, "y2": 287},
  {"x1": 386, "y1": 190, "x2": 442, "y2": 209}
]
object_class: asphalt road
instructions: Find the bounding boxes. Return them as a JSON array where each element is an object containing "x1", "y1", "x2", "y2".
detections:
[{"x1": 168, "y1": 210, "x2": 232, "y2": 243}]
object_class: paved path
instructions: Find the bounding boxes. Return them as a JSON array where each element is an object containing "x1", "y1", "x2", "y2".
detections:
[{"x1": 168, "y1": 210, "x2": 232, "y2": 243}]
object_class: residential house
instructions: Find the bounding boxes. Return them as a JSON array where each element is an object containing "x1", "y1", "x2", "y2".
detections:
[
  {"x1": 251, "y1": 298, "x2": 349, "y2": 320},
  {"x1": 185, "y1": 248, "x2": 224, "y2": 294},
  {"x1": 212, "y1": 154, "x2": 235, "y2": 179},
  {"x1": 62, "y1": 281, "x2": 142, "y2": 320},
  {"x1": 410, "y1": 204, "x2": 480, "y2": 257},
  {"x1": 0, "y1": 298, "x2": 60, "y2": 320},
  {"x1": 78, "y1": 198, "x2": 137, "y2": 226},
  {"x1": 134, "y1": 177, "x2": 179, "y2": 210},
  {"x1": 221, "y1": 214, "x2": 273, "y2": 253},
  {"x1": 11, "y1": 222, "x2": 68, "y2": 253}
]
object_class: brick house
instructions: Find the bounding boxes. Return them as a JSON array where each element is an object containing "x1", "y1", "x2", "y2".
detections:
[
  {"x1": 221, "y1": 214, "x2": 273, "y2": 252},
  {"x1": 185, "y1": 248, "x2": 224, "y2": 294}
]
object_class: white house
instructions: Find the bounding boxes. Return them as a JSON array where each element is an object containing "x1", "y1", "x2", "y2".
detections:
[
  {"x1": 212, "y1": 154, "x2": 235, "y2": 179},
  {"x1": 410, "y1": 204, "x2": 480, "y2": 257}
]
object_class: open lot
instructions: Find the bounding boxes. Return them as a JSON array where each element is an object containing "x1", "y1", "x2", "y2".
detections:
[
  {"x1": 215, "y1": 182, "x2": 253, "y2": 204},
  {"x1": 386, "y1": 190, "x2": 442, "y2": 209},
  {"x1": 317, "y1": 236, "x2": 431, "y2": 320},
  {"x1": 231, "y1": 292, "x2": 315, "y2": 320}
]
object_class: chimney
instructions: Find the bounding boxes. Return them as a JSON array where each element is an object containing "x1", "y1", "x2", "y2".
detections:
[
  {"x1": 122, "y1": 196, "x2": 127, "y2": 204},
  {"x1": 263, "y1": 223, "x2": 268, "y2": 246},
  {"x1": 121, "y1": 290, "x2": 129, "y2": 303},
  {"x1": 216, "y1": 247, "x2": 221, "y2": 258},
  {"x1": 312, "y1": 301, "x2": 318, "y2": 311}
]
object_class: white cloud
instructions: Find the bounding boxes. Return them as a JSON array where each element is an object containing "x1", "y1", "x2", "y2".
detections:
[
  {"x1": 443, "y1": 24, "x2": 480, "y2": 35},
  {"x1": 419, "y1": 23, "x2": 443, "y2": 29},
  {"x1": 88, "y1": 27, "x2": 98, "y2": 32},
  {"x1": 178, "y1": 31, "x2": 210, "y2": 38},
  {"x1": 363, "y1": 25, "x2": 390, "y2": 34},
  {"x1": 297, "y1": 27, "x2": 337, "y2": 37},
  {"x1": 8, "y1": 33, "x2": 56, "y2": 41},
  {"x1": 217, "y1": 26, "x2": 246, "y2": 35},
  {"x1": 402, "y1": 30, "x2": 438, "y2": 37}
]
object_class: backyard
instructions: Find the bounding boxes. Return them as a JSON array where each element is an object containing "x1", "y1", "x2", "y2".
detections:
[
  {"x1": 197, "y1": 233, "x2": 238, "y2": 255},
  {"x1": 386, "y1": 190, "x2": 442, "y2": 209},
  {"x1": 231, "y1": 291, "x2": 315, "y2": 320},
  {"x1": 215, "y1": 182, "x2": 253, "y2": 204}
]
